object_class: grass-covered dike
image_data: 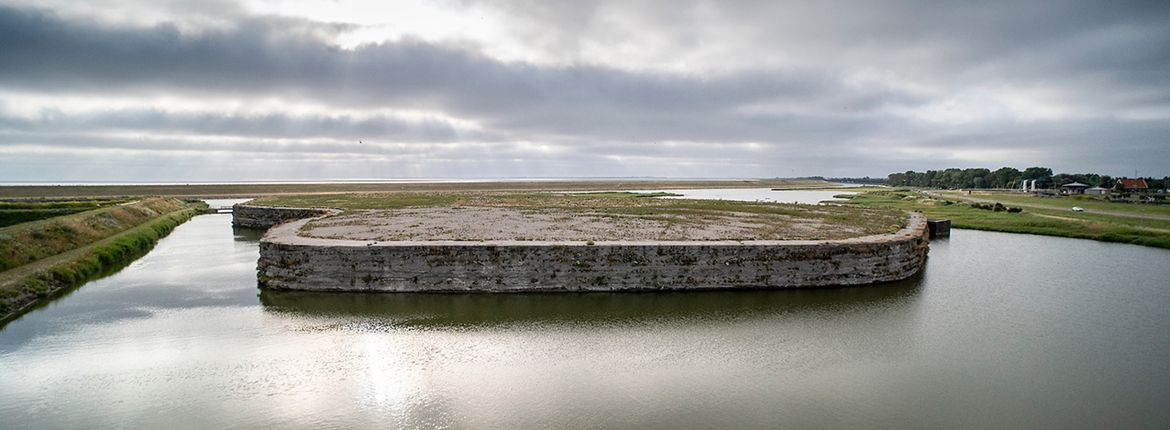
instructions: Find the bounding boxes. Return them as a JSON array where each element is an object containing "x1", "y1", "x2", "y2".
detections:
[
  {"x1": 0, "y1": 197, "x2": 136, "y2": 228},
  {"x1": 0, "y1": 198, "x2": 205, "y2": 324}
]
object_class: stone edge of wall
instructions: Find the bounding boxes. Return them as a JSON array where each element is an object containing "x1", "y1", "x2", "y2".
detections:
[
  {"x1": 232, "y1": 203, "x2": 338, "y2": 229},
  {"x1": 254, "y1": 207, "x2": 930, "y2": 292}
]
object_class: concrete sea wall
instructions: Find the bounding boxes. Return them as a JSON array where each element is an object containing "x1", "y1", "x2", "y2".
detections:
[
  {"x1": 232, "y1": 204, "x2": 336, "y2": 229},
  {"x1": 256, "y1": 211, "x2": 930, "y2": 292}
]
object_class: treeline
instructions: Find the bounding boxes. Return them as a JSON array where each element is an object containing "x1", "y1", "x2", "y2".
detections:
[
  {"x1": 826, "y1": 176, "x2": 887, "y2": 184},
  {"x1": 794, "y1": 176, "x2": 887, "y2": 184},
  {"x1": 886, "y1": 167, "x2": 1169, "y2": 190}
]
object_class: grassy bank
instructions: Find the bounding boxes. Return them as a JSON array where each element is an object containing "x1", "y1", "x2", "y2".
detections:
[
  {"x1": 0, "y1": 179, "x2": 831, "y2": 199},
  {"x1": 933, "y1": 190, "x2": 1170, "y2": 218},
  {"x1": 0, "y1": 198, "x2": 132, "y2": 227},
  {"x1": 840, "y1": 189, "x2": 1170, "y2": 249},
  {"x1": 0, "y1": 200, "x2": 204, "y2": 323},
  {"x1": 0, "y1": 198, "x2": 190, "y2": 271}
]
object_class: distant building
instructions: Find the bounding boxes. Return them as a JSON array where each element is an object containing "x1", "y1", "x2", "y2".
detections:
[
  {"x1": 1119, "y1": 179, "x2": 1149, "y2": 193},
  {"x1": 1085, "y1": 187, "x2": 1109, "y2": 195},
  {"x1": 1060, "y1": 182, "x2": 1089, "y2": 195},
  {"x1": 1021, "y1": 179, "x2": 1041, "y2": 192}
]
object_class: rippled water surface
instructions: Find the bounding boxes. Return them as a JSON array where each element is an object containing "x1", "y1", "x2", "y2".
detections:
[{"x1": 2, "y1": 195, "x2": 1169, "y2": 428}]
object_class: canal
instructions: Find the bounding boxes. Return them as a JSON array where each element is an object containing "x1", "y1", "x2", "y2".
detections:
[{"x1": 2, "y1": 194, "x2": 1169, "y2": 428}]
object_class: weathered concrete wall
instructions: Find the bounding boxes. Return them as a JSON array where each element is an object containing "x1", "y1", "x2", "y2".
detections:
[
  {"x1": 232, "y1": 204, "x2": 336, "y2": 229},
  {"x1": 257, "y1": 213, "x2": 929, "y2": 292}
]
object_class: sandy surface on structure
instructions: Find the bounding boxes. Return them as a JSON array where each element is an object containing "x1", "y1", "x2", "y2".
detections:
[{"x1": 299, "y1": 206, "x2": 866, "y2": 241}]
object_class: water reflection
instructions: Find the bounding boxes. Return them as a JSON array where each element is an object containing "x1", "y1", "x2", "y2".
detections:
[
  {"x1": 233, "y1": 226, "x2": 266, "y2": 242},
  {"x1": 260, "y1": 274, "x2": 923, "y2": 327},
  {"x1": 637, "y1": 187, "x2": 856, "y2": 204}
]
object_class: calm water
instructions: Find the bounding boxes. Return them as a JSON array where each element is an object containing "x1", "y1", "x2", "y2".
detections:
[
  {"x1": 636, "y1": 187, "x2": 856, "y2": 204},
  {"x1": 2, "y1": 196, "x2": 1170, "y2": 428}
]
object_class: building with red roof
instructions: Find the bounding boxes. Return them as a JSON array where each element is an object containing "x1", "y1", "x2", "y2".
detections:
[{"x1": 1119, "y1": 178, "x2": 1148, "y2": 192}]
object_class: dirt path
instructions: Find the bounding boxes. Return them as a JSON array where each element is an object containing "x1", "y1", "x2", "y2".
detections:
[
  {"x1": 0, "y1": 223, "x2": 146, "y2": 322},
  {"x1": 1029, "y1": 213, "x2": 1170, "y2": 233},
  {"x1": 927, "y1": 192, "x2": 1170, "y2": 222},
  {"x1": 0, "y1": 208, "x2": 186, "y2": 289},
  {"x1": 0, "y1": 231, "x2": 120, "y2": 289}
]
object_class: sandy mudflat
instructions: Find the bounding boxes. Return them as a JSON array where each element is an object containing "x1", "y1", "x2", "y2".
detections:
[{"x1": 299, "y1": 206, "x2": 864, "y2": 241}]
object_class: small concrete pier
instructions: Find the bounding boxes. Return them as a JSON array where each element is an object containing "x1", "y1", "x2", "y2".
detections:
[{"x1": 927, "y1": 219, "x2": 951, "y2": 238}]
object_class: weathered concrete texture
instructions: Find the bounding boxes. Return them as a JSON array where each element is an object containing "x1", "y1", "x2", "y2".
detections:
[
  {"x1": 300, "y1": 205, "x2": 864, "y2": 241},
  {"x1": 927, "y1": 218, "x2": 951, "y2": 238},
  {"x1": 257, "y1": 212, "x2": 929, "y2": 292},
  {"x1": 232, "y1": 204, "x2": 337, "y2": 229}
]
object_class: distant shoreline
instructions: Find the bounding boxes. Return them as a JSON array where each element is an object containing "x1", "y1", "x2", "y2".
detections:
[
  {"x1": 0, "y1": 178, "x2": 834, "y2": 199},
  {"x1": 0, "y1": 177, "x2": 782, "y2": 186}
]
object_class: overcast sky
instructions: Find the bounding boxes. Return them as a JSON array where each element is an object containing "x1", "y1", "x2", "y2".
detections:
[{"x1": 1, "y1": 0, "x2": 1167, "y2": 181}]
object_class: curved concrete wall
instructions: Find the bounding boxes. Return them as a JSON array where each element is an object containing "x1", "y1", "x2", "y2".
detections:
[
  {"x1": 256, "y1": 211, "x2": 929, "y2": 292},
  {"x1": 232, "y1": 204, "x2": 336, "y2": 229}
]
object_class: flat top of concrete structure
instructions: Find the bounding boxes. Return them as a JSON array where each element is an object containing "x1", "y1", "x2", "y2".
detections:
[
  {"x1": 302, "y1": 205, "x2": 866, "y2": 242},
  {"x1": 266, "y1": 212, "x2": 926, "y2": 247},
  {"x1": 249, "y1": 191, "x2": 911, "y2": 243}
]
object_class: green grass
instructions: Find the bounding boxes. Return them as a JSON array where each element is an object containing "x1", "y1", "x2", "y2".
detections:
[
  {"x1": 0, "y1": 198, "x2": 133, "y2": 228},
  {"x1": 0, "y1": 198, "x2": 194, "y2": 271},
  {"x1": 842, "y1": 189, "x2": 1170, "y2": 249},
  {"x1": 0, "y1": 208, "x2": 91, "y2": 228},
  {"x1": 935, "y1": 191, "x2": 1170, "y2": 217},
  {"x1": 256, "y1": 193, "x2": 462, "y2": 210},
  {"x1": 0, "y1": 198, "x2": 132, "y2": 210},
  {"x1": 257, "y1": 191, "x2": 682, "y2": 210},
  {"x1": 0, "y1": 207, "x2": 201, "y2": 323},
  {"x1": 1019, "y1": 207, "x2": 1170, "y2": 230},
  {"x1": 575, "y1": 191, "x2": 685, "y2": 198}
]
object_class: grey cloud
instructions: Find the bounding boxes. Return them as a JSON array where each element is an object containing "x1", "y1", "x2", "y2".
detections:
[
  {"x1": 0, "y1": 109, "x2": 494, "y2": 142},
  {"x1": 1, "y1": 2, "x2": 1169, "y2": 180},
  {"x1": 0, "y1": 5, "x2": 924, "y2": 144},
  {"x1": 10, "y1": 115, "x2": 1163, "y2": 179},
  {"x1": 489, "y1": 0, "x2": 1170, "y2": 112},
  {"x1": 0, "y1": 132, "x2": 505, "y2": 158}
]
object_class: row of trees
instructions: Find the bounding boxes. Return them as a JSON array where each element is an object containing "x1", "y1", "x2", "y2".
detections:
[{"x1": 886, "y1": 167, "x2": 1169, "y2": 190}]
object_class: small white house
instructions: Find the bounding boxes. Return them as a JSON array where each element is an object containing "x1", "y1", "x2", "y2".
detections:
[
  {"x1": 1085, "y1": 187, "x2": 1109, "y2": 195},
  {"x1": 1060, "y1": 182, "x2": 1089, "y2": 195}
]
